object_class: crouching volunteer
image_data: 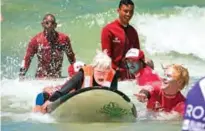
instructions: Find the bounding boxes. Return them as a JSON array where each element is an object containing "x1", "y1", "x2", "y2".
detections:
[
  {"x1": 124, "y1": 48, "x2": 161, "y2": 86},
  {"x1": 135, "y1": 64, "x2": 189, "y2": 117}
]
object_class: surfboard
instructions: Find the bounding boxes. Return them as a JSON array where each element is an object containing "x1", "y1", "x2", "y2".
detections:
[{"x1": 47, "y1": 87, "x2": 137, "y2": 122}]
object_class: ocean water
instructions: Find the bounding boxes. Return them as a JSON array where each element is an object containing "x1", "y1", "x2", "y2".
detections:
[{"x1": 1, "y1": 0, "x2": 205, "y2": 130}]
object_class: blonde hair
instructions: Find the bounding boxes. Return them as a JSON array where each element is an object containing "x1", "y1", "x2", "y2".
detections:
[
  {"x1": 170, "y1": 64, "x2": 189, "y2": 90},
  {"x1": 91, "y1": 50, "x2": 112, "y2": 69}
]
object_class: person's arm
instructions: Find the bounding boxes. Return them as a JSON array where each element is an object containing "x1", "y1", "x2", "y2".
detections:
[
  {"x1": 134, "y1": 89, "x2": 151, "y2": 103},
  {"x1": 101, "y1": 26, "x2": 112, "y2": 57},
  {"x1": 135, "y1": 86, "x2": 160, "y2": 104},
  {"x1": 49, "y1": 70, "x2": 84, "y2": 102},
  {"x1": 110, "y1": 73, "x2": 118, "y2": 90},
  {"x1": 19, "y1": 37, "x2": 38, "y2": 77},
  {"x1": 64, "y1": 36, "x2": 76, "y2": 64}
]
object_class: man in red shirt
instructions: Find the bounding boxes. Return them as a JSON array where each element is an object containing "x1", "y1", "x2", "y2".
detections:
[
  {"x1": 101, "y1": 0, "x2": 140, "y2": 80},
  {"x1": 19, "y1": 14, "x2": 76, "y2": 79},
  {"x1": 101, "y1": 0, "x2": 153, "y2": 80},
  {"x1": 124, "y1": 48, "x2": 161, "y2": 86},
  {"x1": 135, "y1": 64, "x2": 189, "y2": 117}
]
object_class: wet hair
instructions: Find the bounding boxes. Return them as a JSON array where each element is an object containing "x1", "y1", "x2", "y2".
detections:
[
  {"x1": 91, "y1": 50, "x2": 111, "y2": 69},
  {"x1": 119, "y1": 0, "x2": 134, "y2": 8},
  {"x1": 170, "y1": 64, "x2": 189, "y2": 89},
  {"x1": 42, "y1": 13, "x2": 56, "y2": 22}
]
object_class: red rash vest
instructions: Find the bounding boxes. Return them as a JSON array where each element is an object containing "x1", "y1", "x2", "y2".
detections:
[{"x1": 101, "y1": 20, "x2": 140, "y2": 80}]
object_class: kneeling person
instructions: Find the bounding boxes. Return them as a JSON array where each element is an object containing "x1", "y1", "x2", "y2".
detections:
[{"x1": 124, "y1": 48, "x2": 161, "y2": 86}]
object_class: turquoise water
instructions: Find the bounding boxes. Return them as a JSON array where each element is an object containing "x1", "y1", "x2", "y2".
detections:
[
  {"x1": 1, "y1": 0, "x2": 205, "y2": 131},
  {"x1": 2, "y1": 0, "x2": 205, "y2": 78}
]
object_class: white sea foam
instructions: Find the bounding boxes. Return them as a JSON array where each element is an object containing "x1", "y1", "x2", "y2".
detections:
[{"x1": 133, "y1": 6, "x2": 205, "y2": 60}]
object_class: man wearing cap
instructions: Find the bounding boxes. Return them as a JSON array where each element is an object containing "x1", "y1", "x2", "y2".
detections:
[
  {"x1": 182, "y1": 77, "x2": 205, "y2": 131},
  {"x1": 124, "y1": 48, "x2": 161, "y2": 86}
]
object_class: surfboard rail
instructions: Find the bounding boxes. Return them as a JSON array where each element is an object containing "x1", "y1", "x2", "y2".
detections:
[{"x1": 47, "y1": 86, "x2": 137, "y2": 122}]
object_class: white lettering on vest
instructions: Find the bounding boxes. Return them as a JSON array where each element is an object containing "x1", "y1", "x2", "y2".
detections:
[{"x1": 185, "y1": 104, "x2": 205, "y2": 121}]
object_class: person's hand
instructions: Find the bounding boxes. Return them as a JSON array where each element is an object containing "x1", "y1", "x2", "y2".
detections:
[
  {"x1": 19, "y1": 67, "x2": 26, "y2": 81},
  {"x1": 32, "y1": 105, "x2": 47, "y2": 114},
  {"x1": 42, "y1": 100, "x2": 52, "y2": 113},
  {"x1": 134, "y1": 93, "x2": 148, "y2": 103}
]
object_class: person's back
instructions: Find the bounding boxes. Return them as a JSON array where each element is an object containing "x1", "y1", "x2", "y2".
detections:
[
  {"x1": 182, "y1": 77, "x2": 205, "y2": 131},
  {"x1": 124, "y1": 48, "x2": 161, "y2": 87},
  {"x1": 19, "y1": 14, "x2": 76, "y2": 79},
  {"x1": 135, "y1": 65, "x2": 161, "y2": 86}
]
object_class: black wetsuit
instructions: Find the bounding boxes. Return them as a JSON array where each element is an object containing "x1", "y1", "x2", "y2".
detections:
[{"x1": 49, "y1": 69, "x2": 118, "y2": 102}]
